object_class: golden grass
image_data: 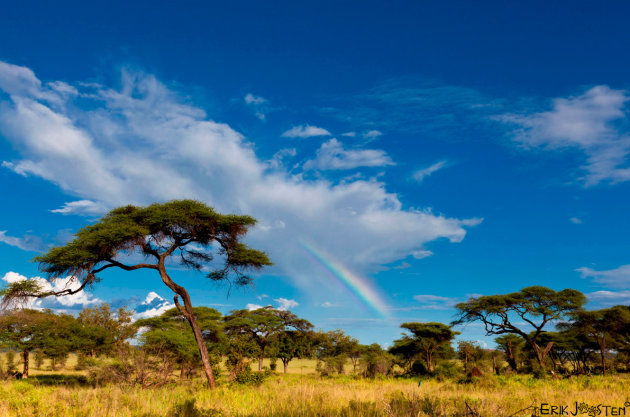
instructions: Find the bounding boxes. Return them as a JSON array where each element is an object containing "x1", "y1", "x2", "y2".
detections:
[{"x1": 0, "y1": 370, "x2": 629, "y2": 417}]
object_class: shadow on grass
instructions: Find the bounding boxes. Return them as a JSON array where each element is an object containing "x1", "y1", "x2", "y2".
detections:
[{"x1": 26, "y1": 374, "x2": 89, "y2": 386}]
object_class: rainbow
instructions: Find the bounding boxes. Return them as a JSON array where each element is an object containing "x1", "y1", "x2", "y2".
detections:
[{"x1": 299, "y1": 239, "x2": 390, "y2": 318}]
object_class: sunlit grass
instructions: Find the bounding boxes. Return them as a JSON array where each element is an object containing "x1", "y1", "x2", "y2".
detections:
[{"x1": 0, "y1": 362, "x2": 629, "y2": 417}]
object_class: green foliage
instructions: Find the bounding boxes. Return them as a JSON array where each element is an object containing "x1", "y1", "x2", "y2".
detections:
[
  {"x1": 360, "y1": 343, "x2": 393, "y2": 378},
  {"x1": 389, "y1": 322, "x2": 458, "y2": 373},
  {"x1": 234, "y1": 369, "x2": 270, "y2": 386}
]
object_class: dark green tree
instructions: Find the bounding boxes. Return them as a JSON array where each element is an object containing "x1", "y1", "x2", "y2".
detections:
[
  {"x1": 314, "y1": 330, "x2": 358, "y2": 375},
  {"x1": 453, "y1": 286, "x2": 585, "y2": 371},
  {"x1": 269, "y1": 330, "x2": 315, "y2": 373},
  {"x1": 223, "y1": 306, "x2": 313, "y2": 371},
  {"x1": 0, "y1": 309, "x2": 55, "y2": 377},
  {"x1": 457, "y1": 340, "x2": 481, "y2": 373},
  {"x1": 391, "y1": 322, "x2": 458, "y2": 373},
  {"x1": 0, "y1": 200, "x2": 272, "y2": 388}
]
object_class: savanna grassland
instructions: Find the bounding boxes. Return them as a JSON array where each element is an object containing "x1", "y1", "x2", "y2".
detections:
[{"x1": 1, "y1": 356, "x2": 629, "y2": 417}]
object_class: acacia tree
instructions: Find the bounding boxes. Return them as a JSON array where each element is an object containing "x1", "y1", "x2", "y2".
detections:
[
  {"x1": 0, "y1": 309, "x2": 54, "y2": 378},
  {"x1": 453, "y1": 286, "x2": 585, "y2": 372},
  {"x1": 0, "y1": 200, "x2": 271, "y2": 388},
  {"x1": 391, "y1": 322, "x2": 458, "y2": 373},
  {"x1": 223, "y1": 306, "x2": 313, "y2": 371},
  {"x1": 76, "y1": 304, "x2": 135, "y2": 357},
  {"x1": 270, "y1": 330, "x2": 315, "y2": 373}
]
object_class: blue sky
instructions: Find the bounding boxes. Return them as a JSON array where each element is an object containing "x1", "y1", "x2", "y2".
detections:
[{"x1": 1, "y1": 1, "x2": 630, "y2": 347}]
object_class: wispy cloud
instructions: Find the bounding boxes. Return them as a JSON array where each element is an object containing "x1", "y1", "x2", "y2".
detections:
[
  {"x1": 569, "y1": 217, "x2": 583, "y2": 224},
  {"x1": 499, "y1": 86, "x2": 630, "y2": 186},
  {"x1": 0, "y1": 230, "x2": 44, "y2": 252},
  {"x1": 412, "y1": 294, "x2": 458, "y2": 310},
  {"x1": 577, "y1": 264, "x2": 630, "y2": 288},
  {"x1": 50, "y1": 199, "x2": 107, "y2": 216},
  {"x1": 281, "y1": 124, "x2": 331, "y2": 138},
  {"x1": 413, "y1": 160, "x2": 448, "y2": 183},
  {"x1": 244, "y1": 93, "x2": 268, "y2": 120},
  {"x1": 303, "y1": 138, "x2": 394, "y2": 170},
  {"x1": 586, "y1": 290, "x2": 630, "y2": 307}
]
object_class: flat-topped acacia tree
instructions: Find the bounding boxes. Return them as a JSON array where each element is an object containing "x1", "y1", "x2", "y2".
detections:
[{"x1": 0, "y1": 200, "x2": 272, "y2": 388}]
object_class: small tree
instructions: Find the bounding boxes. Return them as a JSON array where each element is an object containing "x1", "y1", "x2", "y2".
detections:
[
  {"x1": 453, "y1": 286, "x2": 585, "y2": 372},
  {"x1": 76, "y1": 304, "x2": 135, "y2": 357},
  {"x1": 495, "y1": 334, "x2": 524, "y2": 372},
  {"x1": 223, "y1": 306, "x2": 312, "y2": 371},
  {"x1": 270, "y1": 330, "x2": 314, "y2": 373},
  {"x1": 137, "y1": 306, "x2": 223, "y2": 379},
  {"x1": 391, "y1": 322, "x2": 457, "y2": 373},
  {"x1": 0, "y1": 309, "x2": 58, "y2": 378},
  {"x1": 457, "y1": 340, "x2": 479, "y2": 373},
  {"x1": 0, "y1": 200, "x2": 271, "y2": 388},
  {"x1": 314, "y1": 330, "x2": 358, "y2": 375}
]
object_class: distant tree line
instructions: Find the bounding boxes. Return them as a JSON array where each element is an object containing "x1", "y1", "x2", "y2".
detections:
[{"x1": 1, "y1": 286, "x2": 628, "y2": 385}]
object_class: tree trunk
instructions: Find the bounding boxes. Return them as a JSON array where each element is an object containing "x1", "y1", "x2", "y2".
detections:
[
  {"x1": 600, "y1": 336, "x2": 606, "y2": 376},
  {"x1": 426, "y1": 349, "x2": 433, "y2": 373},
  {"x1": 506, "y1": 341, "x2": 518, "y2": 372},
  {"x1": 531, "y1": 341, "x2": 553, "y2": 370},
  {"x1": 464, "y1": 351, "x2": 468, "y2": 373},
  {"x1": 259, "y1": 352, "x2": 264, "y2": 371},
  {"x1": 22, "y1": 349, "x2": 29, "y2": 379},
  {"x1": 284, "y1": 361, "x2": 288, "y2": 374},
  {"x1": 160, "y1": 264, "x2": 216, "y2": 389}
]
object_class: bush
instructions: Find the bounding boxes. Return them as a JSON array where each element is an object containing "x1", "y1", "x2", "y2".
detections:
[
  {"x1": 409, "y1": 360, "x2": 429, "y2": 376},
  {"x1": 433, "y1": 361, "x2": 459, "y2": 379},
  {"x1": 234, "y1": 369, "x2": 269, "y2": 386}
]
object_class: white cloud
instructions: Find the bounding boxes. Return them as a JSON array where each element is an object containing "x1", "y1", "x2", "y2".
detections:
[
  {"x1": 0, "y1": 230, "x2": 44, "y2": 252},
  {"x1": 500, "y1": 86, "x2": 630, "y2": 186},
  {"x1": 586, "y1": 290, "x2": 630, "y2": 307},
  {"x1": 393, "y1": 262, "x2": 411, "y2": 270},
  {"x1": 244, "y1": 93, "x2": 268, "y2": 120},
  {"x1": 244, "y1": 93, "x2": 266, "y2": 105},
  {"x1": 341, "y1": 131, "x2": 356, "y2": 137},
  {"x1": 569, "y1": 217, "x2": 583, "y2": 224},
  {"x1": 246, "y1": 303, "x2": 264, "y2": 311},
  {"x1": 303, "y1": 138, "x2": 394, "y2": 170},
  {"x1": 412, "y1": 294, "x2": 458, "y2": 310},
  {"x1": 274, "y1": 297, "x2": 298, "y2": 311},
  {"x1": 281, "y1": 124, "x2": 331, "y2": 138},
  {"x1": 362, "y1": 130, "x2": 382, "y2": 141},
  {"x1": 134, "y1": 291, "x2": 175, "y2": 319},
  {"x1": 267, "y1": 148, "x2": 296, "y2": 170},
  {"x1": 411, "y1": 249, "x2": 433, "y2": 259},
  {"x1": 1, "y1": 271, "x2": 101, "y2": 309},
  {"x1": 413, "y1": 161, "x2": 448, "y2": 183},
  {"x1": 321, "y1": 301, "x2": 336, "y2": 308},
  {"x1": 576, "y1": 264, "x2": 630, "y2": 288},
  {"x1": 0, "y1": 62, "x2": 480, "y2": 299},
  {"x1": 50, "y1": 199, "x2": 107, "y2": 216}
]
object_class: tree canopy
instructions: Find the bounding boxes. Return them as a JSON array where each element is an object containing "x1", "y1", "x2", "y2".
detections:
[
  {"x1": 452, "y1": 286, "x2": 585, "y2": 371},
  {"x1": 0, "y1": 200, "x2": 272, "y2": 388}
]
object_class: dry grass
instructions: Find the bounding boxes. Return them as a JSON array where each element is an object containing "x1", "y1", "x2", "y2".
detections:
[{"x1": 0, "y1": 368, "x2": 629, "y2": 417}]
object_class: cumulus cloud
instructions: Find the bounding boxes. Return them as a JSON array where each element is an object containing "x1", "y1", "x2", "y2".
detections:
[
  {"x1": 246, "y1": 303, "x2": 264, "y2": 311},
  {"x1": 1, "y1": 271, "x2": 101, "y2": 310},
  {"x1": 303, "y1": 138, "x2": 394, "y2": 170},
  {"x1": 0, "y1": 61, "x2": 480, "y2": 298},
  {"x1": 499, "y1": 86, "x2": 630, "y2": 186},
  {"x1": 577, "y1": 264, "x2": 630, "y2": 288},
  {"x1": 0, "y1": 230, "x2": 44, "y2": 252},
  {"x1": 274, "y1": 297, "x2": 298, "y2": 311},
  {"x1": 133, "y1": 291, "x2": 175, "y2": 319},
  {"x1": 413, "y1": 161, "x2": 448, "y2": 183},
  {"x1": 281, "y1": 124, "x2": 331, "y2": 138}
]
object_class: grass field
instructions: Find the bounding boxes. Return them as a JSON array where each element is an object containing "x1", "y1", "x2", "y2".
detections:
[{"x1": 1, "y1": 355, "x2": 629, "y2": 417}]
